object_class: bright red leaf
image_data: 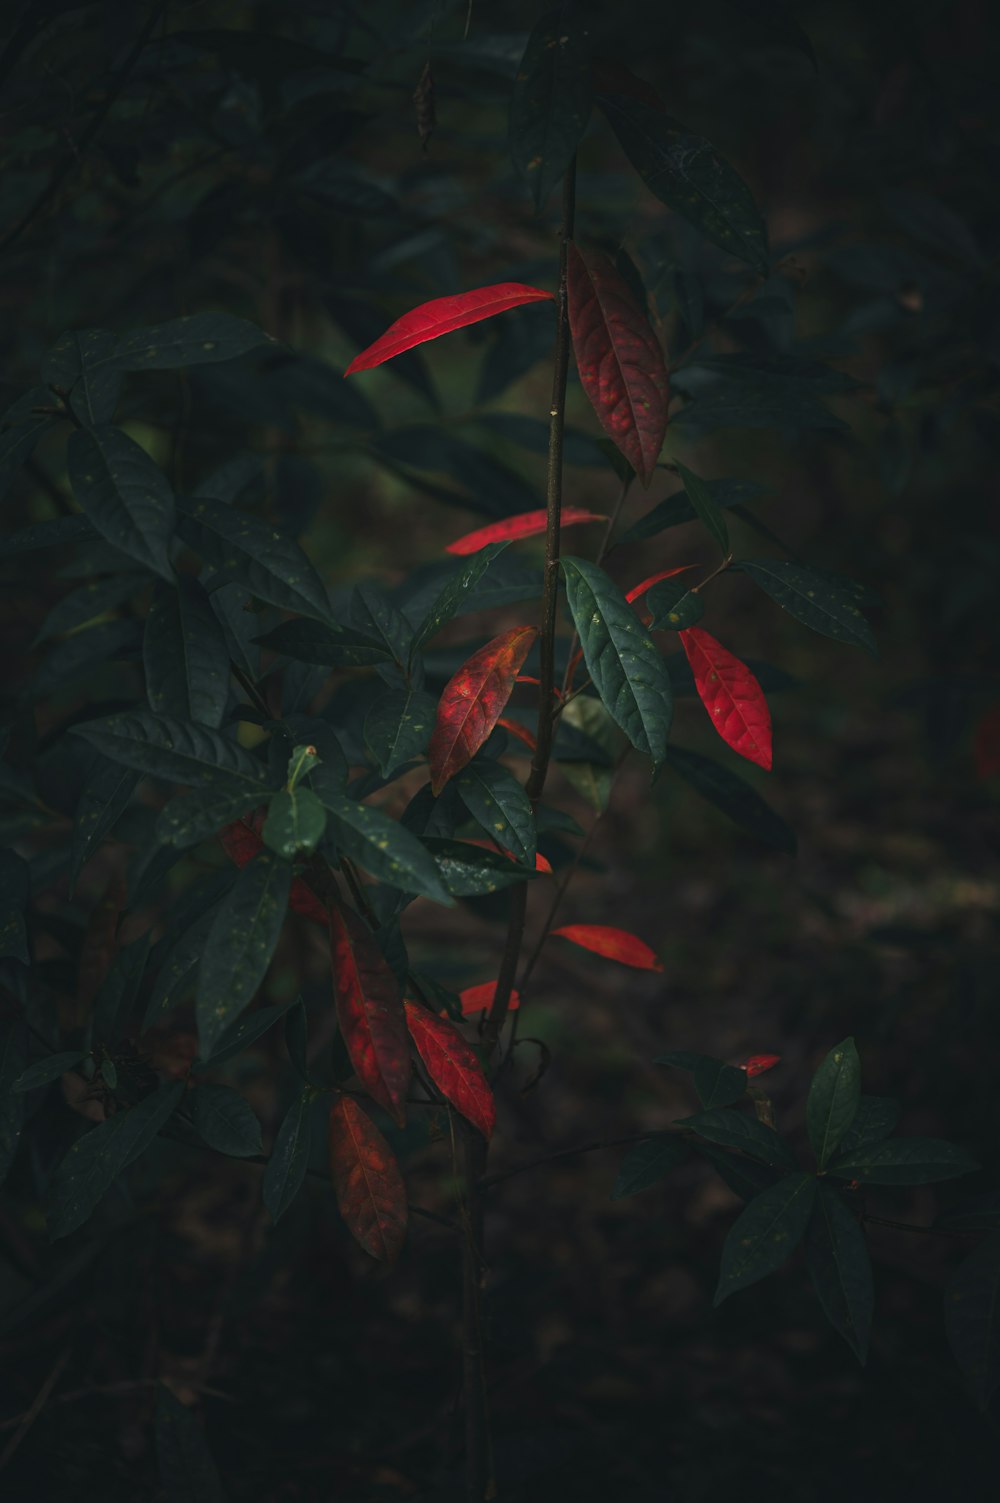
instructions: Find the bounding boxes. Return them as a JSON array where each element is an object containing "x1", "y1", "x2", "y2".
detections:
[
  {"x1": 328, "y1": 1095, "x2": 407, "y2": 1262},
  {"x1": 679, "y1": 625, "x2": 772, "y2": 770},
  {"x1": 330, "y1": 905, "x2": 410, "y2": 1126},
  {"x1": 344, "y1": 283, "x2": 554, "y2": 374},
  {"x1": 458, "y1": 982, "x2": 522, "y2": 1017},
  {"x1": 404, "y1": 1000, "x2": 496, "y2": 1139},
  {"x1": 625, "y1": 565, "x2": 694, "y2": 604},
  {"x1": 566, "y1": 245, "x2": 669, "y2": 484},
  {"x1": 428, "y1": 625, "x2": 538, "y2": 794},
  {"x1": 220, "y1": 818, "x2": 327, "y2": 924},
  {"x1": 551, "y1": 924, "x2": 664, "y2": 971},
  {"x1": 741, "y1": 1053, "x2": 782, "y2": 1078},
  {"x1": 445, "y1": 507, "x2": 605, "y2": 556},
  {"x1": 498, "y1": 717, "x2": 536, "y2": 752}
]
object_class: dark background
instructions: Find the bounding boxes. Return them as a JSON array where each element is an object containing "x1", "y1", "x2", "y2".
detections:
[{"x1": 1, "y1": 1, "x2": 999, "y2": 1498}]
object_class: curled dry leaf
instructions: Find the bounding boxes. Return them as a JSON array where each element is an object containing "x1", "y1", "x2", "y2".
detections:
[
  {"x1": 330, "y1": 905, "x2": 409, "y2": 1126},
  {"x1": 329, "y1": 1095, "x2": 407, "y2": 1262},
  {"x1": 404, "y1": 1000, "x2": 496, "y2": 1139},
  {"x1": 428, "y1": 626, "x2": 538, "y2": 793},
  {"x1": 551, "y1": 923, "x2": 664, "y2": 971},
  {"x1": 344, "y1": 283, "x2": 553, "y2": 374},
  {"x1": 445, "y1": 507, "x2": 605, "y2": 556},
  {"x1": 679, "y1": 625, "x2": 773, "y2": 770}
]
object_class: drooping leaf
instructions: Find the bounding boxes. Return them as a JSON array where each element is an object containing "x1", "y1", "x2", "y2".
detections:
[
  {"x1": 73, "y1": 711, "x2": 272, "y2": 793},
  {"x1": 195, "y1": 852, "x2": 292, "y2": 1058},
  {"x1": 509, "y1": 9, "x2": 592, "y2": 210},
  {"x1": 409, "y1": 542, "x2": 511, "y2": 655},
  {"x1": 331, "y1": 905, "x2": 409, "y2": 1125},
  {"x1": 13, "y1": 1051, "x2": 89, "y2": 1093},
  {"x1": 143, "y1": 578, "x2": 231, "y2": 728},
  {"x1": 945, "y1": 1231, "x2": 1000, "y2": 1410},
  {"x1": 112, "y1": 312, "x2": 276, "y2": 370},
  {"x1": 445, "y1": 506, "x2": 605, "y2": 556},
  {"x1": 734, "y1": 560, "x2": 876, "y2": 654},
  {"x1": 611, "y1": 1135, "x2": 688, "y2": 1199},
  {"x1": 838, "y1": 1095, "x2": 899, "y2": 1156},
  {"x1": 41, "y1": 328, "x2": 122, "y2": 427},
  {"x1": 46, "y1": 1081, "x2": 185, "y2": 1239},
  {"x1": 618, "y1": 478, "x2": 766, "y2": 547},
  {"x1": 404, "y1": 1000, "x2": 495, "y2": 1138},
  {"x1": 551, "y1": 923, "x2": 662, "y2": 971},
  {"x1": 561, "y1": 556, "x2": 672, "y2": 762},
  {"x1": 679, "y1": 1107, "x2": 797, "y2": 1168},
  {"x1": 713, "y1": 1173, "x2": 816, "y2": 1305},
  {"x1": 455, "y1": 759, "x2": 536, "y2": 865},
  {"x1": 428, "y1": 625, "x2": 537, "y2": 793},
  {"x1": 328, "y1": 1095, "x2": 407, "y2": 1262},
  {"x1": 679, "y1": 626, "x2": 773, "y2": 770},
  {"x1": 67, "y1": 426, "x2": 175, "y2": 581},
  {"x1": 154, "y1": 1383, "x2": 228, "y2": 1503},
  {"x1": 364, "y1": 687, "x2": 436, "y2": 778},
  {"x1": 349, "y1": 582, "x2": 414, "y2": 671},
  {"x1": 805, "y1": 1182, "x2": 873, "y2": 1364},
  {"x1": 672, "y1": 460, "x2": 730, "y2": 555},
  {"x1": 344, "y1": 284, "x2": 553, "y2": 373},
  {"x1": 806, "y1": 1037, "x2": 861, "y2": 1169},
  {"x1": 658, "y1": 744, "x2": 795, "y2": 852},
  {"x1": 459, "y1": 981, "x2": 522, "y2": 1016},
  {"x1": 262, "y1": 1088, "x2": 312, "y2": 1222},
  {"x1": 35, "y1": 571, "x2": 148, "y2": 644},
  {"x1": 374, "y1": 424, "x2": 538, "y2": 519},
  {"x1": 192, "y1": 1083, "x2": 263, "y2": 1158},
  {"x1": 595, "y1": 78, "x2": 769, "y2": 274},
  {"x1": 176, "y1": 495, "x2": 331, "y2": 622},
  {"x1": 318, "y1": 789, "x2": 452, "y2": 904},
  {"x1": 261, "y1": 787, "x2": 327, "y2": 860},
  {"x1": 422, "y1": 838, "x2": 540, "y2": 896},
  {"x1": 566, "y1": 245, "x2": 669, "y2": 484},
  {"x1": 828, "y1": 1138, "x2": 979, "y2": 1185}
]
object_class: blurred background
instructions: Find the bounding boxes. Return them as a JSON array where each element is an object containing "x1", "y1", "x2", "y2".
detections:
[{"x1": 1, "y1": 1, "x2": 999, "y2": 1498}]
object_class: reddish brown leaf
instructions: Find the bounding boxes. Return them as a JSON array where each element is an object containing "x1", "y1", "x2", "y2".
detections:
[
  {"x1": 445, "y1": 507, "x2": 604, "y2": 556},
  {"x1": 404, "y1": 1000, "x2": 496, "y2": 1139},
  {"x1": 625, "y1": 565, "x2": 694, "y2": 604},
  {"x1": 344, "y1": 283, "x2": 554, "y2": 374},
  {"x1": 498, "y1": 716, "x2": 536, "y2": 752},
  {"x1": 458, "y1": 982, "x2": 522, "y2": 1017},
  {"x1": 428, "y1": 626, "x2": 538, "y2": 794},
  {"x1": 551, "y1": 923, "x2": 663, "y2": 971},
  {"x1": 330, "y1": 905, "x2": 409, "y2": 1126},
  {"x1": 679, "y1": 625, "x2": 773, "y2": 770},
  {"x1": 566, "y1": 245, "x2": 669, "y2": 484},
  {"x1": 328, "y1": 1095, "x2": 407, "y2": 1262},
  {"x1": 741, "y1": 1053, "x2": 782, "y2": 1078},
  {"x1": 221, "y1": 818, "x2": 327, "y2": 924}
]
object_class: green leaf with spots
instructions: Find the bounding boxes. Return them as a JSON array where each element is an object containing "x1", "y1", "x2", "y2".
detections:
[
  {"x1": 828, "y1": 1137, "x2": 978, "y2": 1185},
  {"x1": 143, "y1": 578, "x2": 231, "y2": 728},
  {"x1": 678, "y1": 1107, "x2": 796, "y2": 1168},
  {"x1": 734, "y1": 560, "x2": 876, "y2": 654},
  {"x1": 658, "y1": 744, "x2": 796, "y2": 852},
  {"x1": 41, "y1": 328, "x2": 122, "y2": 427},
  {"x1": 112, "y1": 312, "x2": 276, "y2": 370},
  {"x1": 422, "y1": 838, "x2": 540, "y2": 897},
  {"x1": 195, "y1": 852, "x2": 292, "y2": 1058},
  {"x1": 67, "y1": 426, "x2": 175, "y2": 581},
  {"x1": 409, "y1": 543, "x2": 510, "y2": 657},
  {"x1": 143, "y1": 898, "x2": 232, "y2": 1029},
  {"x1": 318, "y1": 791, "x2": 452, "y2": 905},
  {"x1": 645, "y1": 581, "x2": 704, "y2": 631},
  {"x1": 611, "y1": 1135, "x2": 688, "y2": 1199},
  {"x1": 364, "y1": 688, "x2": 436, "y2": 778},
  {"x1": 261, "y1": 787, "x2": 327, "y2": 859},
  {"x1": 561, "y1": 556, "x2": 673, "y2": 762},
  {"x1": 509, "y1": 8, "x2": 592, "y2": 211},
  {"x1": 176, "y1": 495, "x2": 330, "y2": 622},
  {"x1": 806, "y1": 1037, "x2": 861, "y2": 1168},
  {"x1": 455, "y1": 759, "x2": 536, "y2": 865},
  {"x1": 192, "y1": 1083, "x2": 263, "y2": 1158},
  {"x1": 46, "y1": 1081, "x2": 185, "y2": 1239},
  {"x1": 157, "y1": 784, "x2": 268, "y2": 849},
  {"x1": 349, "y1": 582, "x2": 414, "y2": 671},
  {"x1": 0, "y1": 515, "x2": 99, "y2": 557},
  {"x1": 262, "y1": 1088, "x2": 312, "y2": 1222},
  {"x1": 805, "y1": 1182, "x2": 873, "y2": 1364},
  {"x1": 72, "y1": 712, "x2": 272, "y2": 793},
  {"x1": 714, "y1": 1172, "x2": 816, "y2": 1305}
]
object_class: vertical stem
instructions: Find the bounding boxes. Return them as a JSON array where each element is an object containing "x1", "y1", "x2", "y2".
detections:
[{"x1": 460, "y1": 157, "x2": 577, "y2": 1503}]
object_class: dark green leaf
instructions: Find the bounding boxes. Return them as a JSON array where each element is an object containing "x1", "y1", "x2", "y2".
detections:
[
  {"x1": 373, "y1": 428, "x2": 536, "y2": 521},
  {"x1": 806, "y1": 1037, "x2": 861, "y2": 1169},
  {"x1": 35, "y1": 572, "x2": 147, "y2": 644},
  {"x1": 143, "y1": 578, "x2": 231, "y2": 728},
  {"x1": 670, "y1": 381, "x2": 847, "y2": 434},
  {"x1": 46, "y1": 1082, "x2": 185, "y2": 1239},
  {"x1": 67, "y1": 426, "x2": 175, "y2": 581},
  {"x1": 611, "y1": 1135, "x2": 688, "y2": 1199},
  {"x1": 422, "y1": 837, "x2": 539, "y2": 896},
  {"x1": 13, "y1": 1051, "x2": 88, "y2": 1093},
  {"x1": 597, "y1": 90, "x2": 769, "y2": 274},
  {"x1": 113, "y1": 312, "x2": 276, "y2": 370},
  {"x1": 262, "y1": 1089, "x2": 312, "y2": 1222},
  {"x1": 617, "y1": 478, "x2": 765, "y2": 547},
  {"x1": 945, "y1": 1231, "x2": 1000, "y2": 1410},
  {"x1": 73, "y1": 711, "x2": 271, "y2": 792},
  {"x1": 261, "y1": 787, "x2": 327, "y2": 859},
  {"x1": 176, "y1": 495, "x2": 330, "y2": 622},
  {"x1": 94, "y1": 933, "x2": 150, "y2": 1045},
  {"x1": 319, "y1": 792, "x2": 452, "y2": 905},
  {"x1": 679, "y1": 1107, "x2": 796, "y2": 1168},
  {"x1": 455, "y1": 759, "x2": 536, "y2": 865},
  {"x1": 194, "y1": 1004, "x2": 286, "y2": 1071},
  {"x1": 157, "y1": 785, "x2": 266, "y2": 849},
  {"x1": 285, "y1": 996, "x2": 309, "y2": 1080},
  {"x1": 694, "y1": 1057, "x2": 748, "y2": 1109},
  {"x1": 828, "y1": 1138, "x2": 978, "y2": 1185},
  {"x1": 253, "y1": 617, "x2": 390, "y2": 668},
  {"x1": 691, "y1": 1140, "x2": 783, "y2": 1201},
  {"x1": 561, "y1": 556, "x2": 673, "y2": 762},
  {"x1": 41, "y1": 328, "x2": 122, "y2": 427},
  {"x1": 0, "y1": 515, "x2": 99, "y2": 557},
  {"x1": 143, "y1": 900, "x2": 231, "y2": 1029},
  {"x1": 155, "y1": 1382, "x2": 228, "y2": 1503},
  {"x1": 734, "y1": 560, "x2": 876, "y2": 654},
  {"x1": 672, "y1": 460, "x2": 729, "y2": 554},
  {"x1": 192, "y1": 1083, "x2": 263, "y2": 1158},
  {"x1": 659, "y1": 744, "x2": 796, "y2": 852},
  {"x1": 714, "y1": 1173, "x2": 816, "y2": 1305},
  {"x1": 805, "y1": 1182, "x2": 873, "y2": 1364},
  {"x1": 32, "y1": 620, "x2": 142, "y2": 699},
  {"x1": 364, "y1": 687, "x2": 436, "y2": 778},
  {"x1": 936, "y1": 1192, "x2": 1000, "y2": 1234},
  {"x1": 0, "y1": 386, "x2": 58, "y2": 502},
  {"x1": 838, "y1": 1095, "x2": 899, "y2": 1156},
  {"x1": 195, "y1": 852, "x2": 292, "y2": 1057},
  {"x1": 409, "y1": 542, "x2": 510, "y2": 656},
  {"x1": 645, "y1": 582, "x2": 704, "y2": 631},
  {"x1": 349, "y1": 582, "x2": 414, "y2": 670},
  {"x1": 509, "y1": 8, "x2": 592, "y2": 211},
  {"x1": 0, "y1": 850, "x2": 30, "y2": 964},
  {"x1": 0, "y1": 1021, "x2": 27, "y2": 1186}
]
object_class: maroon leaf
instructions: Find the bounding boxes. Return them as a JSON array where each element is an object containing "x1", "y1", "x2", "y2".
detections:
[
  {"x1": 344, "y1": 283, "x2": 553, "y2": 374},
  {"x1": 428, "y1": 625, "x2": 538, "y2": 794},
  {"x1": 404, "y1": 1000, "x2": 496, "y2": 1139},
  {"x1": 566, "y1": 245, "x2": 669, "y2": 484},
  {"x1": 329, "y1": 1095, "x2": 407, "y2": 1262},
  {"x1": 330, "y1": 905, "x2": 409, "y2": 1126},
  {"x1": 679, "y1": 625, "x2": 773, "y2": 770}
]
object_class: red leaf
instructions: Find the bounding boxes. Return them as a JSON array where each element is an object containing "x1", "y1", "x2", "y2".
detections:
[
  {"x1": 221, "y1": 818, "x2": 326, "y2": 924},
  {"x1": 551, "y1": 924, "x2": 663, "y2": 971},
  {"x1": 741, "y1": 1053, "x2": 782, "y2": 1078},
  {"x1": 498, "y1": 717, "x2": 536, "y2": 752},
  {"x1": 679, "y1": 625, "x2": 773, "y2": 770},
  {"x1": 428, "y1": 626, "x2": 538, "y2": 793},
  {"x1": 466, "y1": 838, "x2": 553, "y2": 875},
  {"x1": 625, "y1": 565, "x2": 694, "y2": 604},
  {"x1": 445, "y1": 507, "x2": 605, "y2": 556},
  {"x1": 344, "y1": 283, "x2": 554, "y2": 374},
  {"x1": 328, "y1": 1095, "x2": 407, "y2": 1262},
  {"x1": 974, "y1": 703, "x2": 1000, "y2": 780},
  {"x1": 566, "y1": 245, "x2": 669, "y2": 484},
  {"x1": 458, "y1": 982, "x2": 522, "y2": 1017},
  {"x1": 404, "y1": 1000, "x2": 496, "y2": 1139},
  {"x1": 330, "y1": 905, "x2": 410, "y2": 1126}
]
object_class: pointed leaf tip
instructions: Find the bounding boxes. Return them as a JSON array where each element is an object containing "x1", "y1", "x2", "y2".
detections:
[
  {"x1": 680, "y1": 625, "x2": 773, "y2": 770},
  {"x1": 551, "y1": 924, "x2": 663, "y2": 971},
  {"x1": 344, "y1": 283, "x2": 554, "y2": 374}
]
